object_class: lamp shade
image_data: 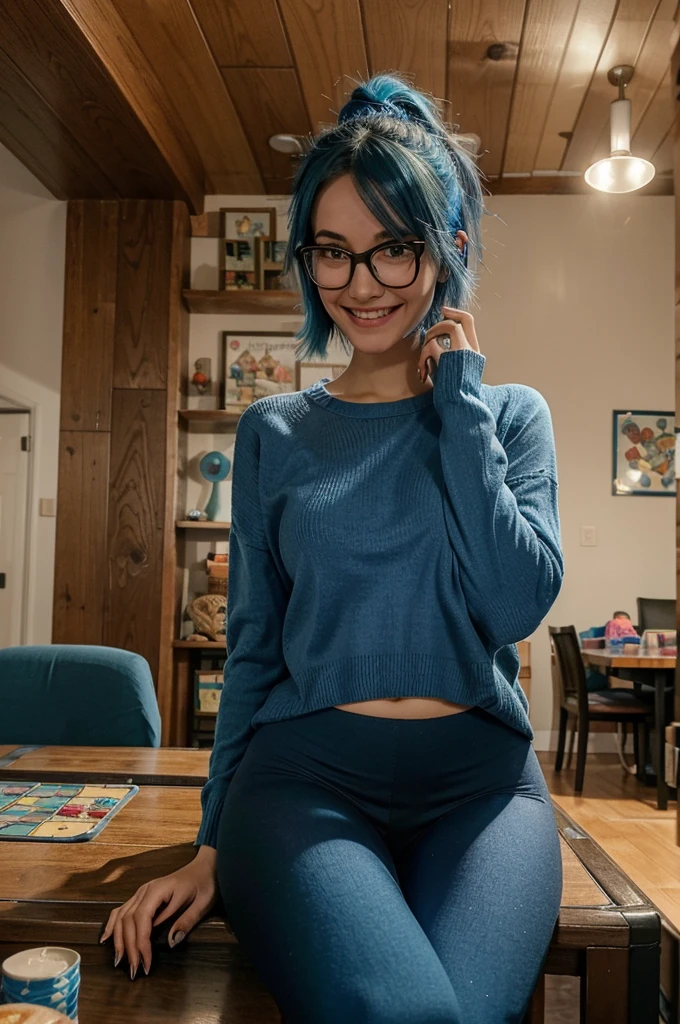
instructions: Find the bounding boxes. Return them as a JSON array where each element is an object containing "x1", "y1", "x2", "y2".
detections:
[{"x1": 584, "y1": 97, "x2": 655, "y2": 194}]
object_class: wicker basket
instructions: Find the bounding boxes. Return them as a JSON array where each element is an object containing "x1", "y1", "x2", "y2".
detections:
[{"x1": 208, "y1": 576, "x2": 227, "y2": 597}]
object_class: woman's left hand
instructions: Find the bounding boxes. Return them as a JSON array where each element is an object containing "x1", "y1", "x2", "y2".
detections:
[{"x1": 418, "y1": 305, "x2": 481, "y2": 382}]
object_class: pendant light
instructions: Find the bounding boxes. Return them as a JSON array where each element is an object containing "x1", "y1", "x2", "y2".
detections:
[{"x1": 584, "y1": 65, "x2": 655, "y2": 193}]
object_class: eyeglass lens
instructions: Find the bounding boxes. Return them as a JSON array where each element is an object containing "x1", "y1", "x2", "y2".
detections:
[{"x1": 304, "y1": 244, "x2": 418, "y2": 288}]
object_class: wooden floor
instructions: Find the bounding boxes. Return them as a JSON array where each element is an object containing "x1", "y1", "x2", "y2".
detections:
[{"x1": 535, "y1": 747, "x2": 678, "y2": 1023}]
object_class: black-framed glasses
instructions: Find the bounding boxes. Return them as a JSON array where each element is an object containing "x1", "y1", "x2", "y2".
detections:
[{"x1": 295, "y1": 240, "x2": 427, "y2": 290}]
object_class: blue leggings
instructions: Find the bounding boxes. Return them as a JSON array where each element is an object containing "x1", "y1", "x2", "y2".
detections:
[{"x1": 216, "y1": 705, "x2": 562, "y2": 1023}]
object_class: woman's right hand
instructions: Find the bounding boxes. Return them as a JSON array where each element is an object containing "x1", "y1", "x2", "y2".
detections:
[{"x1": 100, "y1": 845, "x2": 218, "y2": 979}]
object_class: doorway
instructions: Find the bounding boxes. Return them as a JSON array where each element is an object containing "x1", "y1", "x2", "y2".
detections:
[{"x1": 0, "y1": 403, "x2": 31, "y2": 647}]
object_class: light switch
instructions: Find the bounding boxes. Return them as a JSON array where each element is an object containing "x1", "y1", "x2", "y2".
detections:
[
  {"x1": 39, "y1": 498, "x2": 56, "y2": 517},
  {"x1": 580, "y1": 526, "x2": 597, "y2": 547}
]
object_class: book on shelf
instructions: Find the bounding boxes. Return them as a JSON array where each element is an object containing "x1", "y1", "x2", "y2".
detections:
[{"x1": 195, "y1": 669, "x2": 224, "y2": 713}]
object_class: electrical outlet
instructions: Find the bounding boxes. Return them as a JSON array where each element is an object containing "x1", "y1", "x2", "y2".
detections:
[{"x1": 580, "y1": 526, "x2": 597, "y2": 547}]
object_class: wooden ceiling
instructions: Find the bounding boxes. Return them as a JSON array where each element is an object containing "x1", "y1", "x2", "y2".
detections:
[{"x1": 0, "y1": 0, "x2": 675, "y2": 214}]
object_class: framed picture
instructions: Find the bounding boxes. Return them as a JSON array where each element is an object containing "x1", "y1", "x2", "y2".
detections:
[
  {"x1": 221, "y1": 207, "x2": 276, "y2": 241},
  {"x1": 219, "y1": 207, "x2": 277, "y2": 291},
  {"x1": 223, "y1": 238, "x2": 258, "y2": 291},
  {"x1": 295, "y1": 361, "x2": 348, "y2": 390},
  {"x1": 612, "y1": 409, "x2": 675, "y2": 496},
  {"x1": 223, "y1": 331, "x2": 300, "y2": 412}
]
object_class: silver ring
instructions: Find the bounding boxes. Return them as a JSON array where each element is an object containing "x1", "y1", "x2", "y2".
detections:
[{"x1": 438, "y1": 335, "x2": 451, "y2": 350}]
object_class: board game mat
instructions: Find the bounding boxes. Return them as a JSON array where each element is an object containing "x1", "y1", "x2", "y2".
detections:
[{"x1": 0, "y1": 782, "x2": 138, "y2": 841}]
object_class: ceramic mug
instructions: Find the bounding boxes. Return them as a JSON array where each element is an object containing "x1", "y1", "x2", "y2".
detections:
[{"x1": 1, "y1": 949, "x2": 80, "y2": 1022}]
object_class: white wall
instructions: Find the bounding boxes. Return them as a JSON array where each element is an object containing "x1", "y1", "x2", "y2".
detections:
[
  {"x1": 186, "y1": 191, "x2": 674, "y2": 749},
  {"x1": 0, "y1": 142, "x2": 66, "y2": 644}
]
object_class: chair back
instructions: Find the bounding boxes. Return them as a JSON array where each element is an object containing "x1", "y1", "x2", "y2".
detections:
[
  {"x1": 0, "y1": 645, "x2": 161, "y2": 746},
  {"x1": 636, "y1": 597, "x2": 675, "y2": 633},
  {"x1": 548, "y1": 625, "x2": 589, "y2": 716}
]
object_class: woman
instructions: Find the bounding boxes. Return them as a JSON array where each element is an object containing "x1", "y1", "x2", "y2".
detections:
[{"x1": 102, "y1": 72, "x2": 564, "y2": 1023}]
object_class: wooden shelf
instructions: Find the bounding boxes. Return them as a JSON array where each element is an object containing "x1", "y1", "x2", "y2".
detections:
[
  {"x1": 178, "y1": 409, "x2": 240, "y2": 424},
  {"x1": 173, "y1": 640, "x2": 225, "y2": 649},
  {"x1": 182, "y1": 289, "x2": 300, "y2": 315},
  {"x1": 176, "y1": 520, "x2": 231, "y2": 529}
]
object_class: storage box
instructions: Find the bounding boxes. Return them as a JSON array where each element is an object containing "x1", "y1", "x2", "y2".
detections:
[{"x1": 195, "y1": 670, "x2": 223, "y2": 713}]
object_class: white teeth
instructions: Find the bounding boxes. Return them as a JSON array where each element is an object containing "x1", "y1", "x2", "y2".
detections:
[{"x1": 350, "y1": 307, "x2": 397, "y2": 320}]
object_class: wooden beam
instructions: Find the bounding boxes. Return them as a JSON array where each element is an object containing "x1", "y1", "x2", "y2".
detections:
[
  {"x1": 60, "y1": 0, "x2": 205, "y2": 211},
  {"x1": 0, "y1": 0, "x2": 205, "y2": 210},
  {"x1": 54, "y1": 200, "x2": 191, "y2": 744},
  {"x1": 484, "y1": 173, "x2": 672, "y2": 195},
  {"x1": 0, "y1": 44, "x2": 117, "y2": 200},
  {"x1": 106, "y1": 0, "x2": 264, "y2": 195}
]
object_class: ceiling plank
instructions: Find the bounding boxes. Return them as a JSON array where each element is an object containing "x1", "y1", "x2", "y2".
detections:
[
  {"x1": 59, "y1": 0, "x2": 206, "y2": 210},
  {"x1": 633, "y1": 64, "x2": 675, "y2": 161},
  {"x1": 446, "y1": 0, "x2": 526, "y2": 178},
  {"x1": 501, "y1": 0, "x2": 583, "y2": 175},
  {"x1": 107, "y1": 0, "x2": 264, "y2": 195},
  {"x1": 277, "y1": 0, "x2": 370, "y2": 131},
  {"x1": 0, "y1": 0, "x2": 200, "y2": 206},
  {"x1": 189, "y1": 0, "x2": 293, "y2": 67},
  {"x1": 652, "y1": 124, "x2": 674, "y2": 173},
  {"x1": 561, "y1": 0, "x2": 661, "y2": 172},
  {"x1": 0, "y1": 45, "x2": 118, "y2": 199},
  {"x1": 220, "y1": 68, "x2": 311, "y2": 193},
  {"x1": 486, "y1": 172, "x2": 671, "y2": 194},
  {"x1": 360, "y1": 0, "x2": 448, "y2": 102},
  {"x1": 534, "y1": 0, "x2": 618, "y2": 172},
  {"x1": 589, "y1": 0, "x2": 677, "y2": 167}
]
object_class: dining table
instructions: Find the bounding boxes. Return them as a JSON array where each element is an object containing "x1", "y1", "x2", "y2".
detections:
[
  {"x1": 0, "y1": 745, "x2": 209, "y2": 786},
  {"x1": 580, "y1": 648, "x2": 676, "y2": 810}
]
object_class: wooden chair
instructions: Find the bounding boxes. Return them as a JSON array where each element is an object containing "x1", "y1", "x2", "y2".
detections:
[{"x1": 549, "y1": 625, "x2": 653, "y2": 794}]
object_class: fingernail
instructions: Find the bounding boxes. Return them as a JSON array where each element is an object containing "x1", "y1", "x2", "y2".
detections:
[
  {"x1": 130, "y1": 963, "x2": 137, "y2": 981},
  {"x1": 114, "y1": 951, "x2": 122, "y2": 968},
  {"x1": 144, "y1": 961, "x2": 150, "y2": 976},
  {"x1": 169, "y1": 930, "x2": 185, "y2": 948},
  {"x1": 99, "y1": 933, "x2": 108, "y2": 944}
]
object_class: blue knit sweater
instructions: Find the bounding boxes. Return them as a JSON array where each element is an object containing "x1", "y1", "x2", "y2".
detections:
[{"x1": 196, "y1": 348, "x2": 563, "y2": 847}]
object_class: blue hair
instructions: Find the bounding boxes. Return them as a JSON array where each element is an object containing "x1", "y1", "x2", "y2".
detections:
[{"x1": 284, "y1": 72, "x2": 489, "y2": 362}]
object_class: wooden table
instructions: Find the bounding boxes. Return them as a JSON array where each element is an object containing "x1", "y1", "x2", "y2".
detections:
[
  {"x1": 581, "y1": 650, "x2": 676, "y2": 810},
  {"x1": 0, "y1": 787, "x2": 662, "y2": 1021},
  {"x1": 0, "y1": 746, "x2": 209, "y2": 786}
]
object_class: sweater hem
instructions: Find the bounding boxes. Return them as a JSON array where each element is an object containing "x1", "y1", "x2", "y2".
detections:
[{"x1": 250, "y1": 653, "x2": 534, "y2": 741}]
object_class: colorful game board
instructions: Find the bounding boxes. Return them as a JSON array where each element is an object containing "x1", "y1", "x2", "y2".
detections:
[{"x1": 0, "y1": 782, "x2": 138, "y2": 841}]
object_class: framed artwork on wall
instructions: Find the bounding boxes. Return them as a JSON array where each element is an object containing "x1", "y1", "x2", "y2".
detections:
[
  {"x1": 612, "y1": 409, "x2": 675, "y2": 496},
  {"x1": 223, "y1": 330, "x2": 300, "y2": 413},
  {"x1": 219, "y1": 207, "x2": 277, "y2": 291}
]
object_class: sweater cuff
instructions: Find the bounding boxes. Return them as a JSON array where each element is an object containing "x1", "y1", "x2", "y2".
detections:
[
  {"x1": 194, "y1": 786, "x2": 229, "y2": 849},
  {"x1": 434, "y1": 348, "x2": 486, "y2": 400}
]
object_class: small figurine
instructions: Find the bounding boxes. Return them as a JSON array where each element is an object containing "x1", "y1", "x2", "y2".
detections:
[{"x1": 191, "y1": 357, "x2": 211, "y2": 395}]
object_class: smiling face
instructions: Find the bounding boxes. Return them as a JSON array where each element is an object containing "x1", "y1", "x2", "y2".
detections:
[{"x1": 310, "y1": 174, "x2": 452, "y2": 353}]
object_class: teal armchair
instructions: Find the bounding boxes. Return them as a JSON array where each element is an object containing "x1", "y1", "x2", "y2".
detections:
[{"x1": 0, "y1": 645, "x2": 161, "y2": 747}]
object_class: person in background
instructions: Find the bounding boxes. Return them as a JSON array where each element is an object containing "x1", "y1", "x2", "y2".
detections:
[{"x1": 605, "y1": 610, "x2": 639, "y2": 640}]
